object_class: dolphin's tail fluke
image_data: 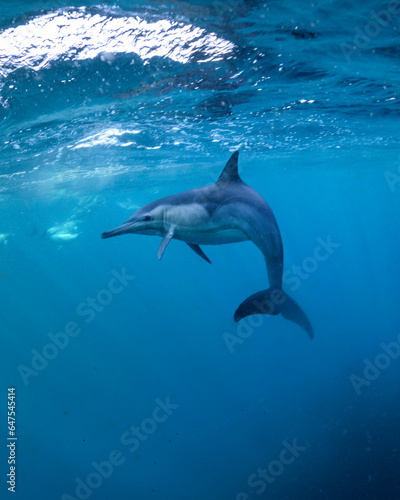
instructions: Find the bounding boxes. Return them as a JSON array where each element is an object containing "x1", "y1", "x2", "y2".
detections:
[{"x1": 234, "y1": 288, "x2": 313, "y2": 339}]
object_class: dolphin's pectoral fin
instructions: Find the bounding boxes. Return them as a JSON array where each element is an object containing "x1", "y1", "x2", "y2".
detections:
[
  {"x1": 158, "y1": 230, "x2": 174, "y2": 260},
  {"x1": 187, "y1": 243, "x2": 212, "y2": 264},
  {"x1": 234, "y1": 288, "x2": 313, "y2": 340}
]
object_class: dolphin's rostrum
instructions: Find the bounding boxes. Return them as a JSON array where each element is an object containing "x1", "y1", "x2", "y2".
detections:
[{"x1": 102, "y1": 151, "x2": 313, "y2": 338}]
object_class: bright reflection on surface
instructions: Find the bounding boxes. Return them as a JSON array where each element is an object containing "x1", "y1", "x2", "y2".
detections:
[
  {"x1": 70, "y1": 128, "x2": 141, "y2": 149},
  {"x1": 0, "y1": 7, "x2": 235, "y2": 79}
]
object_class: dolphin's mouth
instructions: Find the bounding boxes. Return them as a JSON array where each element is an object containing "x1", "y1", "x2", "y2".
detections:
[
  {"x1": 101, "y1": 222, "x2": 135, "y2": 239},
  {"x1": 101, "y1": 216, "x2": 152, "y2": 239}
]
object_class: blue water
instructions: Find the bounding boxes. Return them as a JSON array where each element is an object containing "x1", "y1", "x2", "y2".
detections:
[{"x1": 1, "y1": 1, "x2": 400, "y2": 499}]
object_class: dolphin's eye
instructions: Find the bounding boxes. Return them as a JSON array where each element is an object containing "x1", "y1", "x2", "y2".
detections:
[{"x1": 142, "y1": 215, "x2": 152, "y2": 221}]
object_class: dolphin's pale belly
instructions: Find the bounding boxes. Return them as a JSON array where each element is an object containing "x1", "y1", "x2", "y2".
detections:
[
  {"x1": 162, "y1": 202, "x2": 248, "y2": 245},
  {"x1": 173, "y1": 226, "x2": 247, "y2": 245}
]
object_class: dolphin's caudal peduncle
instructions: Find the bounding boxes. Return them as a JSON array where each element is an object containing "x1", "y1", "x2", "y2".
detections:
[{"x1": 102, "y1": 151, "x2": 313, "y2": 338}]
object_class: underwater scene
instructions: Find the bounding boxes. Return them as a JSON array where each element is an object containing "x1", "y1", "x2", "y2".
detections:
[{"x1": 1, "y1": 0, "x2": 400, "y2": 499}]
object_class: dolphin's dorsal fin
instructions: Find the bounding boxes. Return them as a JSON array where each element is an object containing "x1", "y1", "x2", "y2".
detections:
[
  {"x1": 158, "y1": 228, "x2": 174, "y2": 260},
  {"x1": 217, "y1": 151, "x2": 240, "y2": 184}
]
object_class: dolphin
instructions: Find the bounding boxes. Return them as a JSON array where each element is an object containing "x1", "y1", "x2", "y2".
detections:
[{"x1": 102, "y1": 151, "x2": 313, "y2": 338}]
